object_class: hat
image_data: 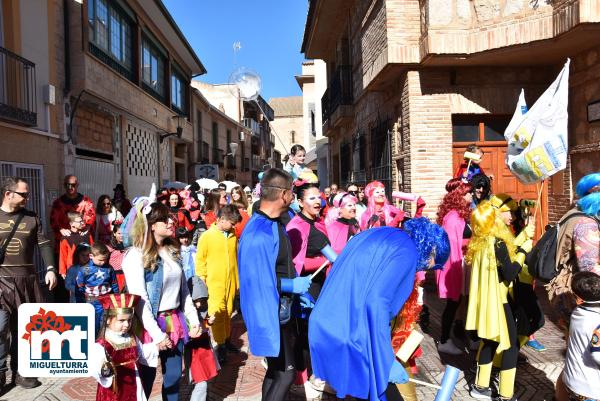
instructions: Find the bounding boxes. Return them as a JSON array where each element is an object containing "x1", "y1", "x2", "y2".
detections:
[
  {"x1": 191, "y1": 276, "x2": 209, "y2": 300},
  {"x1": 244, "y1": 186, "x2": 251, "y2": 193},
  {"x1": 98, "y1": 293, "x2": 140, "y2": 316},
  {"x1": 489, "y1": 194, "x2": 518, "y2": 212}
]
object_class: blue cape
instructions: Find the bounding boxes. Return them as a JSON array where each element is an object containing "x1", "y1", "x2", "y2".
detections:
[
  {"x1": 238, "y1": 212, "x2": 281, "y2": 357},
  {"x1": 309, "y1": 227, "x2": 417, "y2": 401}
]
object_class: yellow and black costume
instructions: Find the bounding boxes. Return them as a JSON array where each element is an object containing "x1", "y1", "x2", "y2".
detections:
[{"x1": 465, "y1": 194, "x2": 534, "y2": 401}]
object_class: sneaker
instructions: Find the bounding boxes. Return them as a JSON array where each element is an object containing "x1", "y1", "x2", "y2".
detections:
[
  {"x1": 469, "y1": 385, "x2": 492, "y2": 399},
  {"x1": 437, "y1": 339, "x2": 463, "y2": 355},
  {"x1": 525, "y1": 339, "x2": 546, "y2": 352},
  {"x1": 302, "y1": 381, "x2": 322, "y2": 399},
  {"x1": 15, "y1": 373, "x2": 41, "y2": 389},
  {"x1": 309, "y1": 375, "x2": 336, "y2": 395}
]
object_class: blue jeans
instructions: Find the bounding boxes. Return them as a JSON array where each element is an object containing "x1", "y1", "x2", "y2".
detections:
[{"x1": 139, "y1": 340, "x2": 184, "y2": 401}]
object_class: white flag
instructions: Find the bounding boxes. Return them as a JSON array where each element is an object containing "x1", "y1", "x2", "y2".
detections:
[{"x1": 504, "y1": 59, "x2": 570, "y2": 184}]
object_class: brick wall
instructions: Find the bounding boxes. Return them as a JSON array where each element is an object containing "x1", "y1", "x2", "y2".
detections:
[
  {"x1": 386, "y1": 0, "x2": 421, "y2": 64},
  {"x1": 74, "y1": 105, "x2": 113, "y2": 153}
]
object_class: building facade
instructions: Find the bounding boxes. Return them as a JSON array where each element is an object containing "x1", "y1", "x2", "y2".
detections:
[
  {"x1": 268, "y1": 96, "x2": 304, "y2": 161},
  {"x1": 191, "y1": 86, "x2": 252, "y2": 186},
  {"x1": 302, "y1": 0, "x2": 600, "y2": 224}
]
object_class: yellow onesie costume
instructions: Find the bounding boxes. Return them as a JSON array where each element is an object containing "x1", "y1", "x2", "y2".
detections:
[{"x1": 195, "y1": 223, "x2": 239, "y2": 345}]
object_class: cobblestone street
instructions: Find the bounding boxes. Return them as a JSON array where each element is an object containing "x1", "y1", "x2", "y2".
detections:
[{"x1": 1, "y1": 285, "x2": 564, "y2": 401}]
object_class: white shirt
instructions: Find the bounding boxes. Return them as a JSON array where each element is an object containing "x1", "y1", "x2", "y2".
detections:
[
  {"x1": 563, "y1": 305, "x2": 600, "y2": 398},
  {"x1": 122, "y1": 247, "x2": 199, "y2": 344}
]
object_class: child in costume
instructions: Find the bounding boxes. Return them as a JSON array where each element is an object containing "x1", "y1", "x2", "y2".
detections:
[
  {"x1": 325, "y1": 191, "x2": 361, "y2": 254},
  {"x1": 177, "y1": 227, "x2": 196, "y2": 281},
  {"x1": 283, "y1": 144, "x2": 312, "y2": 180},
  {"x1": 59, "y1": 211, "x2": 94, "y2": 278},
  {"x1": 359, "y1": 181, "x2": 425, "y2": 230},
  {"x1": 76, "y1": 242, "x2": 120, "y2": 331},
  {"x1": 435, "y1": 178, "x2": 473, "y2": 355},
  {"x1": 90, "y1": 293, "x2": 157, "y2": 401},
  {"x1": 185, "y1": 276, "x2": 218, "y2": 401},
  {"x1": 555, "y1": 272, "x2": 600, "y2": 401},
  {"x1": 466, "y1": 194, "x2": 535, "y2": 401},
  {"x1": 308, "y1": 218, "x2": 449, "y2": 401},
  {"x1": 65, "y1": 242, "x2": 91, "y2": 302},
  {"x1": 195, "y1": 204, "x2": 242, "y2": 364},
  {"x1": 454, "y1": 143, "x2": 487, "y2": 181}
]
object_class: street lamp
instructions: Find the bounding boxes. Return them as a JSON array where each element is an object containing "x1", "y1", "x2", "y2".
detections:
[{"x1": 160, "y1": 114, "x2": 185, "y2": 143}]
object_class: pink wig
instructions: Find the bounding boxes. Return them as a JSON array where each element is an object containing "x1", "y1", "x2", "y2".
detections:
[
  {"x1": 360, "y1": 181, "x2": 400, "y2": 230},
  {"x1": 325, "y1": 192, "x2": 358, "y2": 225}
]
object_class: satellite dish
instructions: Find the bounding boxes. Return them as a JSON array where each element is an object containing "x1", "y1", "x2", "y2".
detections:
[{"x1": 228, "y1": 67, "x2": 261, "y2": 101}]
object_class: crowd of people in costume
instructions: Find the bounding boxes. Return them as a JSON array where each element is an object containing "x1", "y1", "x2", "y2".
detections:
[{"x1": 1, "y1": 142, "x2": 599, "y2": 401}]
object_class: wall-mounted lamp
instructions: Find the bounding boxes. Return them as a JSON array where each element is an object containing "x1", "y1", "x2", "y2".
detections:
[
  {"x1": 160, "y1": 114, "x2": 185, "y2": 143},
  {"x1": 226, "y1": 142, "x2": 239, "y2": 157}
]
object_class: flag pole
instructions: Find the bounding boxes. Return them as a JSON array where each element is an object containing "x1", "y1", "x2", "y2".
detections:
[{"x1": 533, "y1": 180, "x2": 545, "y2": 224}]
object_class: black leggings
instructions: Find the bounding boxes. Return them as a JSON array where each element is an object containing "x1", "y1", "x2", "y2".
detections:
[
  {"x1": 478, "y1": 304, "x2": 519, "y2": 370},
  {"x1": 441, "y1": 299, "x2": 461, "y2": 343},
  {"x1": 262, "y1": 321, "x2": 301, "y2": 401}
]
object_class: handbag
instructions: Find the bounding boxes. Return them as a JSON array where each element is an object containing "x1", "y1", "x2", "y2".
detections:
[{"x1": 0, "y1": 211, "x2": 24, "y2": 266}]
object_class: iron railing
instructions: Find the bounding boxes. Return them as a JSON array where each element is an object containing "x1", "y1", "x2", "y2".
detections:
[
  {"x1": 322, "y1": 65, "x2": 353, "y2": 123},
  {"x1": 0, "y1": 46, "x2": 37, "y2": 126}
]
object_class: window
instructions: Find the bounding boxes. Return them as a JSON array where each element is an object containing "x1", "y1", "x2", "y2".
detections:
[
  {"x1": 211, "y1": 122, "x2": 219, "y2": 164},
  {"x1": 196, "y1": 110, "x2": 203, "y2": 161},
  {"x1": 226, "y1": 129, "x2": 235, "y2": 167},
  {"x1": 309, "y1": 103, "x2": 316, "y2": 136},
  {"x1": 142, "y1": 38, "x2": 165, "y2": 99},
  {"x1": 452, "y1": 115, "x2": 511, "y2": 143},
  {"x1": 88, "y1": 0, "x2": 133, "y2": 78},
  {"x1": 202, "y1": 141, "x2": 210, "y2": 164},
  {"x1": 290, "y1": 130, "x2": 296, "y2": 144},
  {"x1": 171, "y1": 68, "x2": 186, "y2": 113}
]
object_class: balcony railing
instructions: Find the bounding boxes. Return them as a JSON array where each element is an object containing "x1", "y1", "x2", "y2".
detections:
[
  {"x1": 0, "y1": 47, "x2": 37, "y2": 126},
  {"x1": 243, "y1": 118, "x2": 261, "y2": 136},
  {"x1": 321, "y1": 65, "x2": 353, "y2": 123}
]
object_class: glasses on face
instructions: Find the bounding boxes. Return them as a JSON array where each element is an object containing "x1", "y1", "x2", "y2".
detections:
[
  {"x1": 10, "y1": 190, "x2": 30, "y2": 199},
  {"x1": 65, "y1": 183, "x2": 77, "y2": 188},
  {"x1": 73, "y1": 220, "x2": 84, "y2": 225}
]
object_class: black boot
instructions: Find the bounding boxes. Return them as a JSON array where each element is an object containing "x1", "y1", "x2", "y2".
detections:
[
  {"x1": 15, "y1": 373, "x2": 41, "y2": 389},
  {"x1": 224, "y1": 338, "x2": 240, "y2": 353},
  {"x1": 217, "y1": 345, "x2": 227, "y2": 365}
]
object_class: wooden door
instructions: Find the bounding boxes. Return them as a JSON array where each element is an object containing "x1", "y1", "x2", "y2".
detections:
[{"x1": 453, "y1": 144, "x2": 548, "y2": 238}]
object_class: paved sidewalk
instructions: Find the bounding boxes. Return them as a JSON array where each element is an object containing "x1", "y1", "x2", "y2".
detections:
[{"x1": 1, "y1": 285, "x2": 564, "y2": 401}]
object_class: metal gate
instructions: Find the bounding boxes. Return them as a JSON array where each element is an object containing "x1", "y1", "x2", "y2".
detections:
[
  {"x1": 74, "y1": 157, "x2": 116, "y2": 206},
  {"x1": 370, "y1": 120, "x2": 392, "y2": 197},
  {"x1": 125, "y1": 120, "x2": 159, "y2": 198},
  {"x1": 0, "y1": 161, "x2": 46, "y2": 281}
]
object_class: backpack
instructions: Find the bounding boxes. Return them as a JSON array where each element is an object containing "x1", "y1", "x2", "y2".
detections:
[{"x1": 526, "y1": 212, "x2": 592, "y2": 282}]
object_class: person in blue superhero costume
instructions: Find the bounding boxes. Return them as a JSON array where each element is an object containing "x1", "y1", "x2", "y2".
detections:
[
  {"x1": 308, "y1": 217, "x2": 450, "y2": 401},
  {"x1": 238, "y1": 168, "x2": 313, "y2": 401}
]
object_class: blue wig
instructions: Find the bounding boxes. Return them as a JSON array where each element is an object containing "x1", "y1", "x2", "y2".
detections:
[
  {"x1": 576, "y1": 173, "x2": 600, "y2": 217},
  {"x1": 403, "y1": 217, "x2": 450, "y2": 271}
]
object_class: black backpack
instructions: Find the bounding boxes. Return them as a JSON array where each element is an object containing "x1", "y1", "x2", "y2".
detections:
[{"x1": 526, "y1": 212, "x2": 593, "y2": 282}]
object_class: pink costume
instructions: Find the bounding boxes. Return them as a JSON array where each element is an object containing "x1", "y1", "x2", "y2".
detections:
[
  {"x1": 359, "y1": 181, "x2": 426, "y2": 230},
  {"x1": 435, "y1": 210, "x2": 467, "y2": 301},
  {"x1": 286, "y1": 214, "x2": 329, "y2": 275},
  {"x1": 326, "y1": 219, "x2": 359, "y2": 255}
]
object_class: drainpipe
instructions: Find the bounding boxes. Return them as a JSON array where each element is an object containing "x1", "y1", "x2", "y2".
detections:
[{"x1": 63, "y1": 0, "x2": 70, "y2": 94}]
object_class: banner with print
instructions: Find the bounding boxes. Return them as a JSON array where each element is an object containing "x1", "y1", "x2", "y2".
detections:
[{"x1": 504, "y1": 59, "x2": 570, "y2": 184}]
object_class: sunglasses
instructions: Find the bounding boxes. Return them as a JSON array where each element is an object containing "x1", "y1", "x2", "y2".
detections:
[
  {"x1": 10, "y1": 190, "x2": 30, "y2": 199},
  {"x1": 65, "y1": 183, "x2": 78, "y2": 188}
]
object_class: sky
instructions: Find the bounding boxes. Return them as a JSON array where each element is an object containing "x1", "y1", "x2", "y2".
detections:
[{"x1": 163, "y1": 1, "x2": 309, "y2": 101}]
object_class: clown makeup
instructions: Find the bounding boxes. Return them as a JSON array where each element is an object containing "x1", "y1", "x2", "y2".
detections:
[
  {"x1": 339, "y1": 200, "x2": 356, "y2": 219},
  {"x1": 107, "y1": 313, "x2": 133, "y2": 335},
  {"x1": 372, "y1": 186, "x2": 386, "y2": 204},
  {"x1": 299, "y1": 187, "x2": 322, "y2": 220}
]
